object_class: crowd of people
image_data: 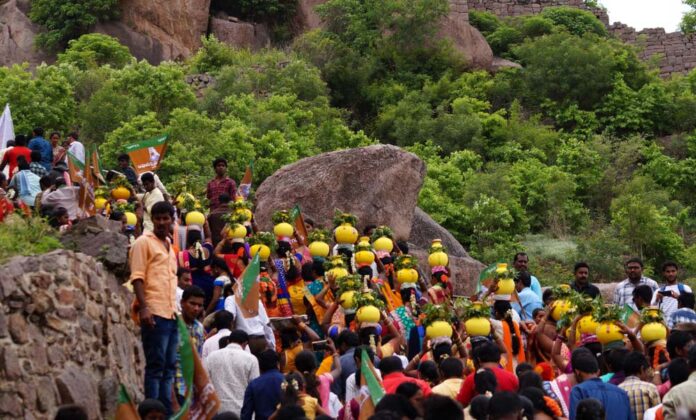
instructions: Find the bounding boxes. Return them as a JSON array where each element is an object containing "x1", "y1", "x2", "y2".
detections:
[{"x1": 3, "y1": 138, "x2": 696, "y2": 420}]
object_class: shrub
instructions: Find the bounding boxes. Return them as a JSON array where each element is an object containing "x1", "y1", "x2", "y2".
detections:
[
  {"x1": 0, "y1": 216, "x2": 61, "y2": 264},
  {"x1": 57, "y1": 34, "x2": 133, "y2": 70},
  {"x1": 540, "y1": 6, "x2": 607, "y2": 37},
  {"x1": 29, "y1": 0, "x2": 120, "y2": 49},
  {"x1": 468, "y1": 10, "x2": 501, "y2": 36}
]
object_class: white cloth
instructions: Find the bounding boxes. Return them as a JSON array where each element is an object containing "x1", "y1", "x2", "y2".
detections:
[
  {"x1": 67, "y1": 141, "x2": 85, "y2": 164},
  {"x1": 205, "y1": 342, "x2": 260, "y2": 416},
  {"x1": 176, "y1": 286, "x2": 183, "y2": 313},
  {"x1": 345, "y1": 369, "x2": 382, "y2": 404},
  {"x1": 224, "y1": 296, "x2": 276, "y2": 349},
  {"x1": 643, "y1": 404, "x2": 660, "y2": 420},
  {"x1": 138, "y1": 188, "x2": 165, "y2": 232},
  {"x1": 41, "y1": 186, "x2": 81, "y2": 219},
  {"x1": 652, "y1": 284, "x2": 692, "y2": 319},
  {"x1": 328, "y1": 392, "x2": 343, "y2": 418},
  {"x1": 0, "y1": 104, "x2": 14, "y2": 150},
  {"x1": 201, "y1": 328, "x2": 231, "y2": 360},
  {"x1": 137, "y1": 171, "x2": 169, "y2": 196}
]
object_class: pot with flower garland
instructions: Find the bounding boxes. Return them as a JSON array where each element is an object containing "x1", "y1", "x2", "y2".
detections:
[
  {"x1": 113, "y1": 200, "x2": 137, "y2": 227},
  {"x1": 230, "y1": 197, "x2": 254, "y2": 224},
  {"x1": 355, "y1": 240, "x2": 375, "y2": 266},
  {"x1": 333, "y1": 210, "x2": 359, "y2": 245},
  {"x1": 179, "y1": 193, "x2": 206, "y2": 226},
  {"x1": 593, "y1": 304, "x2": 625, "y2": 345},
  {"x1": 549, "y1": 285, "x2": 575, "y2": 321},
  {"x1": 455, "y1": 298, "x2": 491, "y2": 337},
  {"x1": 371, "y1": 226, "x2": 394, "y2": 253},
  {"x1": 640, "y1": 307, "x2": 668, "y2": 343},
  {"x1": 428, "y1": 241, "x2": 449, "y2": 268},
  {"x1": 492, "y1": 263, "x2": 516, "y2": 296},
  {"x1": 395, "y1": 255, "x2": 419, "y2": 285},
  {"x1": 422, "y1": 303, "x2": 454, "y2": 339},
  {"x1": 94, "y1": 186, "x2": 110, "y2": 212},
  {"x1": 272, "y1": 210, "x2": 295, "y2": 239},
  {"x1": 248, "y1": 231, "x2": 276, "y2": 261},
  {"x1": 222, "y1": 212, "x2": 248, "y2": 240},
  {"x1": 354, "y1": 289, "x2": 385, "y2": 324},
  {"x1": 337, "y1": 274, "x2": 362, "y2": 311},
  {"x1": 308, "y1": 229, "x2": 331, "y2": 258},
  {"x1": 573, "y1": 294, "x2": 600, "y2": 335},
  {"x1": 325, "y1": 255, "x2": 350, "y2": 280},
  {"x1": 110, "y1": 176, "x2": 132, "y2": 200}
]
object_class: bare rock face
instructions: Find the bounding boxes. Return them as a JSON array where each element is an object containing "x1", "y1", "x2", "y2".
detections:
[
  {"x1": 410, "y1": 246, "x2": 484, "y2": 295},
  {"x1": 0, "y1": 0, "x2": 53, "y2": 67},
  {"x1": 491, "y1": 56, "x2": 522, "y2": 72},
  {"x1": 210, "y1": 17, "x2": 271, "y2": 50},
  {"x1": 0, "y1": 250, "x2": 144, "y2": 418},
  {"x1": 295, "y1": 0, "x2": 325, "y2": 31},
  {"x1": 438, "y1": 14, "x2": 494, "y2": 70},
  {"x1": 409, "y1": 207, "x2": 468, "y2": 258},
  {"x1": 254, "y1": 145, "x2": 426, "y2": 241}
]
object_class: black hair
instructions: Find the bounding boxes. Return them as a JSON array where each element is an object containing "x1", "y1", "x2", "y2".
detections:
[
  {"x1": 489, "y1": 391, "x2": 522, "y2": 420},
  {"x1": 33, "y1": 127, "x2": 44, "y2": 137},
  {"x1": 632, "y1": 285, "x2": 653, "y2": 304},
  {"x1": 623, "y1": 351, "x2": 649, "y2": 376},
  {"x1": 141, "y1": 172, "x2": 155, "y2": 183},
  {"x1": 605, "y1": 348, "x2": 629, "y2": 372},
  {"x1": 374, "y1": 394, "x2": 418, "y2": 419},
  {"x1": 295, "y1": 350, "x2": 321, "y2": 405},
  {"x1": 219, "y1": 193, "x2": 231, "y2": 204},
  {"x1": 67, "y1": 132, "x2": 79, "y2": 140},
  {"x1": 272, "y1": 405, "x2": 305, "y2": 420},
  {"x1": 213, "y1": 310, "x2": 235, "y2": 331},
  {"x1": 363, "y1": 224, "x2": 377, "y2": 235},
  {"x1": 542, "y1": 288, "x2": 554, "y2": 305},
  {"x1": 218, "y1": 335, "x2": 231, "y2": 349},
  {"x1": 520, "y1": 387, "x2": 558, "y2": 419},
  {"x1": 304, "y1": 217, "x2": 315, "y2": 228},
  {"x1": 679, "y1": 292, "x2": 695, "y2": 309},
  {"x1": 493, "y1": 300, "x2": 520, "y2": 355},
  {"x1": 137, "y1": 399, "x2": 166, "y2": 418},
  {"x1": 469, "y1": 395, "x2": 490, "y2": 420},
  {"x1": 228, "y1": 329, "x2": 249, "y2": 345},
  {"x1": 571, "y1": 348, "x2": 599, "y2": 374},
  {"x1": 213, "y1": 157, "x2": 228, "y2": 168},
  {"x1": 513, "y1": 252, "x2": 528, "y2": 262},
  {"x1": 625, "y1": 257, "x2": 643, "y2": 268},
  {"x1": 473, "y1": 342, "x2": 501, "y2": 364},
  {"x1": 337, "y1": 330, "x2": 359, "y2": 349},
  {"x1": 117, "y1": 153, "x2": 129, "y2": 162},
  {"x1": 177, "y1": 267, "x2": 191, "y2": 277},
  {"x1": 182, "y1": 285, "x2": 205, "y2": 301},
  {"x1": 14, "y1": 134, "x2": 26, "y2": 147},
  {"x1": 211, "y1": 256, "x2": 231, "y2": 275},
  {"x1": 431, "y1": 342, "x2": 452, "y2": 364},
  {"x1": 49, "y1": 131, "x2": 61, "y2": 139},
  {"x1": 211, "y1": 413, "x2": 240, "y2": 420},
  {"x1": 357, "y1": 265, "x2": 373, "y2": 278},
  {"x1": 423, "y1": 394, "x2": 464, "y2": 420},
  {"x1": 661, "y1": 260, "x2": 679, "y2": 271},
  {"x1": 518, "y1": 371, "x2": 543, "y2": 391},
  {"x1": 279, "y1": 327, "x2": 300, "y2": 349},
  {"x1": 418, "y1": 360, "x2": 439, "y2": 384},
  {"x1": 667, "y1": 330, "x2": 693, "y2": 359},
  {"x1": 258, "y1": 349, "x2": 279, "y2": 372},
  {"x1": 515, "y1": 271, "x2": 532, "y2": 288},
  {"x1": 574, "y1": 398, "x2": 605, "y2": 420},
  {"x1": 53, "y1": 206, "x2": 69, "y2": 220},
  {"x1": 17, "y1": 155, "x2": 29, "y2": 170},
  {"x1": 396, "y1": 241, "x2": 409, "y2": 254},
  {"x1": 532, "y1": 308, "x2": 545, "y2": 319},
  {"x1": 515, "y1": 362, "x2": 534, "y2": 377},
  {"x1": 574, "y1": 261, "x2": 589, "y2": 272},
  {"x1": 474, "y1": 368, "x2": 497, "y2": 395},
  {"x1": 396, "y1": 381, "x2": 422, "y2": 399},
  {"x1": 280, "y1": 371, "x2": 305, "y2": 407},
  {"x1": 359, "y1": 326, "x2": 380, "y2": 348},
  {"x1": 689, "y1": 345, "x2": 696, "y2": 370},
  {"x1": 439, "y1": 357, "x2": 464, "y2": 379},
  {"x1": 151, "y1": 201, "x2": 174, "y2": 218},
  {"x1": 55, "y1": 405, "x2": 88, "y2": 420},
  {"x1": 186, "y1": 229, "x2": 203, "y2": 248},
  {"x1": 379, "y1": 356, "x2": 405, "y2": 376},
  {"x1": 40, "y1": 175, "x2": 54, "y2": 190},
  {"x1": 30, "y1": 150, "x2": 41, "y2": 163},
  {"x1": 312, "y1": 258, "x2": 325, "y2": 277},
  {"x1": 301, "y1": 262, "x2": 315, "y2": 282},
  {"x1": 667, "y1": 357, "x2": 690, "y2": 386}
]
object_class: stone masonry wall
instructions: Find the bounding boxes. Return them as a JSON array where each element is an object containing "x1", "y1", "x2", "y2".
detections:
[
  {"x1": 465, "y1": 0, "x2": 609, "y2": 25},
  {"x1": 0, "y1": 250, "x2": 144, "y2": 419}
]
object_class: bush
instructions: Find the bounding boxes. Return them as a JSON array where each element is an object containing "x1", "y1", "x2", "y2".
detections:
[
  {"x1": 540, "y1": 6, "x2": 607, "y2": 37},
  {"x1": 468, "y1": 10, "x2": 501, "y2": 36},
  {"x1": 0, "y1": 216, "x2": 61, "y2": 264},
  {"x1": 29, "y1": 0, "x2": 119, "y2": 49},
  {"x1": 57, "y1": 34, "x2": 133, "y2": 70}
]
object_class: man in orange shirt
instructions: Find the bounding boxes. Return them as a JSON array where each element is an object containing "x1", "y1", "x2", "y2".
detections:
[
  {"x1": 129, "y1": 201, "x2": 179, "y2": 415},
  {"x1": 381, "y1": 356, "x2": 432, "y2": 396}
]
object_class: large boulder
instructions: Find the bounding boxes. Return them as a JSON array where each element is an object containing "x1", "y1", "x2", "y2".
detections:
[
  {"x1": 210, "y1": 17, "x2": 271, "y2": 50},
  {"x1": 409, "y1": 207, "x2": 468, "y2": 257},
  {"x1": 438, "y1": 14, "x2": 494, "y2": 70},
  {"x1": 0, "y1": 0, "x2": 53, "y2": 67},
  {"x1": 254, "y1": 145, "x2": 426, "y2": 240},
  {"x1": 0, "y1": 250, "x2": 144, "y2": 418},
  {"x1": 410, "y1": 246, "x2": 484, "y2": 296},
  {"x1": 60, "y1": 216, "x2": 130, "y2": 279}
]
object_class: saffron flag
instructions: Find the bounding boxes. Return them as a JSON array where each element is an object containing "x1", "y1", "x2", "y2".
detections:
[
  {"x1": 115, "y1": 384, "x2": 139, "y2": 420},
  {"x1": 358, "y1": 348, "x2": 385, "y2": 420},
  {"x1": 78, "y1": 149, "x2": 96, "y2": 217},
  {"x1": 235, "y1": 253, "x2": 261, "y2": 318},
  {"x1": 238, "y1": 161, "x2": 253, "y2": 199},
  {"x1": 90, "y1": 145, "x2": 105, "y2": 186},
  {"x1": 67, "y1": 151, "x2": 85, "y2": 183},
  {"x1": 125, "y1": 134, "x2": 168, "y2": 175},
  {"x1": 621, "y1": 304, "x2": 640, "y2": 329},
  {"x1": 289, "y1": 204, "x2": 309, "y2": 247},
  {"x1": 476, "y1": 262, "x2": 500, "y2": 294}
]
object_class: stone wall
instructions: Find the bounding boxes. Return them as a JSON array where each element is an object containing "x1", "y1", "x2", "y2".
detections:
[
  {"x1": 0, "y1": 250, "x2": 144, "y2": 419},
  {"x1": 465, "y1": 0, "x2": 609, "y2": 25}
]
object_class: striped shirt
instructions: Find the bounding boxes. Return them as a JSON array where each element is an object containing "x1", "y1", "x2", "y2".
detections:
[
  {"x1": 668, "y1": 307, "x2": 696, "y2": 328},
  {"x1": 618, "y1": 375, "x2": 660, "y2": 420},
  {"x1": 613, "y1": 277, "x2": 659, "y2": 312}
]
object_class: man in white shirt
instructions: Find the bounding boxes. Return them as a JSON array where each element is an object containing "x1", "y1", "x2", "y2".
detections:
[
  {"x1": 65, "y1": 132, "x2": 85, "y2": 164},
  {"x1": 614, "y1": 258, "x2": 658, "y2": 312},
  {"x1": 200, "y1": 310, "x2": 234, "y2": 360},
  {"x1": 224, "y1": 294, "x2": 276, "y2": 356},
  {"x1": 653, "y1": 261, "x2": 692, "y2": 320},
  {"x1": 137, "y1": 172, "x2": 165, "y2": 232},
  {"x1": 205, "y1": 330, "x2": 259, "y2": 416}
]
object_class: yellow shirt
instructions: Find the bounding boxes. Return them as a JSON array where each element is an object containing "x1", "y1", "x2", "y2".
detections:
[
  {"x1": 288, "y1": 280, "x2": 307, "y2": 315},
  {"x1": 300, "y1": 395, "x2": 318, "y2": 420},
  {"x1": 432, "y1": 378, "x2": 464, "y2": 400},
  {"x1": 128, "y1": 231, "x2": 177, "y2": 320}
]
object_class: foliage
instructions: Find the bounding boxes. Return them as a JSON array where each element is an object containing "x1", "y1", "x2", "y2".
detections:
[
  {"x1": 272, "y1": 210, "x2": 292, "y2": 224},
  {"x1": 248, "y1": 231, "x2": 277, "y2": 251},
  {"x1": 308, "y1": 229, "x2": 331, "y2": 243},
  {"x1": 395, "y1": 255, "x2": 418, "y2": 269},
  {"x1": 370, "y1": 226, "x2": 394, "y2": 241},
  {"x1": 353, "y1": 290, "x2": 385, "y2": 310},
  {"x1": 681, "y1": 0, "x2": 696, "y2": 34},
  {"x1": 421, "y1": 303, "x2": 451, "y2": 325},
  {"x1": 333, "y1": 210, "x2": 358, "y2": 227},
  {"x1": 453, "y1": 298, "x2": 490, "y2": 319},
  {"x1": 468, "y1": 11, "x2": 501, "y2": 36},
  {"x1": 29, "y1": 0, "x2": 119, "y2": 49},
  {"x1": 0, "y1": 216, "x2": 62, "y2": 263},
  {"x1": 593, "y1": 304, "x2": 622, "y2": 323},
  {"x1": 539, "y1": 6, "x2": 607, "y2": 37},
  {"x1": 57, "y1": 34, "x2": 133, "y2": 70}
]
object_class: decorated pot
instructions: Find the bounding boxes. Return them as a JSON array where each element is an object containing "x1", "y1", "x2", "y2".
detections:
[
  {"x1": 356, "y1": 305, "x2": 381, "y2": 323},
  {"x1": 355, "y1": 250, "x2": 375, "y2": 265},
  {"x1": 236, "y1": 208, "x2": 253, "y2": 222},
  {"x1": 373, "y1": 236, "x2": 394, "y2": 252},
  {"x1": 309, "y1": 241, "x2": 330, "y2": 257},
  {"x1": 124, "y1": 211, "x2": 137, "y2": 226},
  {"x1": 430, "y1": 239, "x2": 444, "y2": 250},
  {"x1": 185, "y1": 211, "x2": 206, "y2": 226},
  {"x1": 578, "y1": 315, "x2": 599, "y2": 335},
  {"x1": 228, "y1": 224, "x2": 247, "y2": 239},
  {"x1": 329, "y1": 267, "x2": 349, "y2": 280},
  {"x1": 95, "y1": 197, "x2": 107, "y2": 210},
  {"x1": 428, "y1": 251, "x2": 449, "y2": 267},
  {"x1": 340, "y1": 291, "x2": 356, "y2": 309},
  {"x1": 273, "y1": 222, "x2": 294, "y2": 238},
  {"x1": 426, "y1": 321, "x2": 453, "y2": 339},
  {"x1": 465, "y1": 317, "x2": 491, "y2": 337},
  {"x1": 596, "y1": 322, "x2": 624, "y2": 344},
  {"x1": 111, "y1": 186, "x2": 130, "y2": 200},
  {"x1": 335, "y1": 223, "x2": 358, "y2": 244},
  {"x1": 396, "y1": 268, "x2": 418, "y2": 284},
  {"x1": 551, "y1": 300, "x2": 573, "y2": 321},
  {"x1": 250, "y1": 244, "x2": 271, "y2": 261},
  {"x1": 496, "y1": 278, "x2": 516, "y2": 295},
  {"x1": 641, "y1": 322, "x2": 667, "y2": 342}
]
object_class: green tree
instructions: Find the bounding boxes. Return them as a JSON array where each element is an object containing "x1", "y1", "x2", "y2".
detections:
[
  {"x1": 540, "y1": 6, "x2": 607, "y2": 37},
  {"x1": 681, "y1": 0, "x2": 696, "y2": 34},
  {"x1": 29, "y1": 0, "x2": 119, "y2": 49},
  {"x1": 57, "y1": 34, "x2": 133, "y2": 70}
]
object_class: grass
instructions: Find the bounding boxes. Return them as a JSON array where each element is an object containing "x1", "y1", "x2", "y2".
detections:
[
  {"x1": 523, "y1": 234, "x2": 578, "y2": 286},
  {"x1": 0, "y1": 215, "x2": 62, "y2": 264}
]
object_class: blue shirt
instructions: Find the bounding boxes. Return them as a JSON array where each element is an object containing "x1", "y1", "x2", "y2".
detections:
[
  {"x1": 241, "y1": 369, "x2": 285, "y2": 420},
  {"x1": 28, "y1": 136, "x2": 52, "y2": 171},
  {"x1": 569, "y1": 378, "x2": 634, "y2": 420},
  {"x1": 512, "y1": 287, "x2": 544, "y2": 321},
  {"x1": 530, "y1": 275, "x2": 542, "y2": 298}
]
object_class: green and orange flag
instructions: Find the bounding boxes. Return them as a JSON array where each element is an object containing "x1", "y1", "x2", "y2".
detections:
[
  {"x1": 115, "y1": 384, "x2": 139, "y2": 420},
  {"x1": 358, "y1": 348, "x2": 385, "y2": 420},
  {"x1": 289, "y1": 204, "x2": 309, "y2": 247},
  {"x1": 238, "y1": 160, "x2": 253, "y2": 200},
  {"x1": 235, "y1": 253, "x2": 261, "y2": 318},
  {"x1": 125, "y1": 134, "x2": 168, "y2": 175}
]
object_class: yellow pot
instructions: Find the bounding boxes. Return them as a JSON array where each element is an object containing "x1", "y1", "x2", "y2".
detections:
[
  {"x1": 273, "y1": 222, "x2": 294, "y2": 238},
  {"x1": 335, "y1": 223, "x2": 358, "y2": 244},
  {"x1": 495, "y1": 263, "x2": 508, "y2": 274},
  {"x1": 373, "y1": 236, "x2": 394, "y2": 252},
  {"x1": 496, "y1": 278, "x2": 515, "y2": 295},
  {"x1": 111, "y1": 186, "x2": 130, "y2": 200},
  {"x1": 465, "y1": 317, "x2": 491, "y2": 337},
  {"x1": 396, "y1": 268, "x2": 418, "y2": 284},
  {"x1": 185, "y1": 211, "x2": 206, "y2": 226},
  {"x1": 356, "y1": 305, "x2": 380, "y2": 323},
  {"x1": 329, "y1": 267, "x2": 349, "y2": 280},
  {"x1": 340, "y1": 291, "x2": 356, "y2": 309},
  {"x1": 551, "y1": 300, "x2": 573, "y2": 321},
  {"x1": 309, "y1": 241, "x2": 330, "y2": 257},
  {"x1": 430, "y1": 239, "x2": 444, "y2": 250},
  {"x1": 250, "y1": 244, "x2": 271, "y2": 260},
  {"x1": 95, "y1": 197, "x2": 107, "y2": 210},
  {"x1": 641, "y1": 322, "x2": 667, "y2": 342},
  {"x1": 428, "y1": 251, "x2": 449, "y2": 267},
  {"x1": 124, "y1": 212, "x2": 137, "y2": 226},
  {"x1": 227, "y1": 224, "x2": 247, "y2": 239},
  {"x1": 596, "y1": 322, "x2": 624, "y2": 345},
  {"x1": 578, "y1": 315, "x2": 599, "y2": 335},
  {"x1": 426, "y1": 321, "x2": 453, "y2": 339},
  {"x1": 236, "y1": 208, "x2": 253, "y2": 222},
  {"x1": 355, "y1": 250, "x2": 375, "y2": 265}
]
